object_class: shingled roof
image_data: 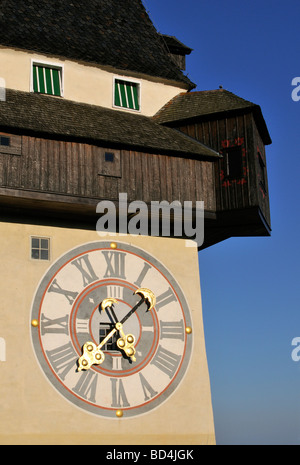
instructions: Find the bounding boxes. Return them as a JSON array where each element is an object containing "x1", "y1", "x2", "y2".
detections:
[
  {"x1": 0, "y1": 90, "x2": 219, "y2": 158},
  {"x1": 154, "y1": 89, "x2": 272, "y2": 145},
  {"x1": 0, "y1": 0, "x2": 195, "y2": 90}
]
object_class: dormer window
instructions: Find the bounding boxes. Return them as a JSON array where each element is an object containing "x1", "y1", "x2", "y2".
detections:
[
  {"x1": 114, "y1": 77, "x2": 140, "y2": 111},
  {"x1": 32, "y1": 61, "x2": 63, "y2": 97}
]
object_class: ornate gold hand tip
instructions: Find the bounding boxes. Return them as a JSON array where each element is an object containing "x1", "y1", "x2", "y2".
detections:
[
  {"x1": 134, "y1": 288, "x2": 156, "y2": 311},
  {"x1": 101, "y1": 298, "x2": 118, "y2": 311}
]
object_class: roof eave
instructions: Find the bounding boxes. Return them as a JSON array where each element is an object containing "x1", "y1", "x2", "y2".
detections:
[{"x1": 155, "y1": 105, "x2": 272, "y2": 146}]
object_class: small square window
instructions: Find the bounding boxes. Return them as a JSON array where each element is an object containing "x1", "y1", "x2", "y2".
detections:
[
  {"x1": 105, "y1": 152, "x2": 114, "y2": 162},
  {"x1": 98, "y1": 148, "x2": 121, "y2": 178},
  {"x1": 32, "y1": 63, "x2": 62, "y2": 97},
  {"x1": 0, "y1": 136, "x2": 10, "y2": 147},
  {"x1": 114, "y1": 78, "x2": 140, "y2": 111},
  {"x1": 0, "y1": 133, "x2": 21, "y2": 155},
  {"x1": 31, "y1": 237, "x2": 50, "y2": 261}
]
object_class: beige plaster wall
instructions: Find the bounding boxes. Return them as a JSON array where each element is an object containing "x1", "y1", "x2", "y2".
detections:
[
  {"x1": 0, "y1": 222, "x2": 215, "y2": 445},
  {"x1": 0, "y1": 47, "x2": 184, "y2": 116}
]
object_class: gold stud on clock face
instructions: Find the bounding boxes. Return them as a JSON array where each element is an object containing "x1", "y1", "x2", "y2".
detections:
[{"x1": 30, "y1": 241, "x2": 193, "y2": 418}]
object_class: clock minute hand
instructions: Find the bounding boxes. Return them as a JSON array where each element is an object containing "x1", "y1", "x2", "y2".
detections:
[{"x1": 121, "y1": 288, "x2": 156, "y2": 324}]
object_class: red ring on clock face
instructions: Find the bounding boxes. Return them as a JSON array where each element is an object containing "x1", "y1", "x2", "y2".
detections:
[{"x1": 68, "y1": 279, "x2": 160, "y2": 377}]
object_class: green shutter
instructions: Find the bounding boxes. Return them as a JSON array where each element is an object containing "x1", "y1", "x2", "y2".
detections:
[
  {"x1": 33, "y1": 65, "x2": 38, "y2": 92},
  {"x1": 119, "y1": 82, "x2": 127, "y2": 107},
  {"x1": 45, "y1": 67, "x2": 52, "y2": 94},
  {"x1": 38, "y1": 66, "x2": 46, "y2": 94},
  {"x1": 115, "y1": 81, "x2": 121, "y2": 107},
  {"x1": 52, "y1": 69, "x2": 61, "y2": 96},
  {"x1": 33, "y1": 64, "x2": 62, "y2": 96},
  {"x1": 132, "y1": 84, "x2": 139, "y2": 110},
  {"x1": 114, "y1": 79, "x2": 139, "y2": 110},
  {"x1": 126, "y1": 83, "x2": 134, "y2": 110}
]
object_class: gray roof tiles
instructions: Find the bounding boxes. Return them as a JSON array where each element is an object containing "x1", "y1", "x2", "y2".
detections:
[
  {"x1": 154, "y1": 89, "x2": 272, "y2": 145},
  {"x1": 0, "y1": 0, "x2": 195, "y2": 89},
  {"x1": 0, "y1": 89, "x2": 219, "y2": 158}
]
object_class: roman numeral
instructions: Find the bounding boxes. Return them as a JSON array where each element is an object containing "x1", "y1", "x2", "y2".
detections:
[
  {"x1": 134, "y1": 262, "x2": 151, "y2": 288},
  {"x1": 41, "y1": 314, "x2": 69, "y2": 335},
  {"x1": 46, "y1": 342, "x2": 77, "y2": 380},
  {"x1": 48, "y1": 279, "x2": 78, "y2": 305},
  {"x1": 151, "y1": 345, "x2": 181, "y2": 379},
  {"x1": 155, "y1": 287, "x2": 177, "y2": 311},
  {"x1": 72, "y1": 370, "x2": 98, "y2": 404},
  {"x1": 71, "y1": 254, "x2": 98, "y2": 287},
  {"x1": 106, "y1": 285, "x2": 124, "y2": 300},
  {"x1": 102, "y1": 251, "x2": 126, "y2": 279},
  {"x1": 160, "y1": 320, "x2": 185, "y2": 341},
  {"x1": 110, "y1": 378, "x2": 130, "y2": 408},
  {"x1": 139, "y1": 372, "x2": 158, "y2": 401},
  {"x1": 76, "y1": 319, "x2": 89, "y2": 335}
]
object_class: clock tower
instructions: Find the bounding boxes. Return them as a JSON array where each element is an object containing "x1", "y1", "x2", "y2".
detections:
[{"x1": 0, "y1": 0, "x2": 271, "y2": 445}]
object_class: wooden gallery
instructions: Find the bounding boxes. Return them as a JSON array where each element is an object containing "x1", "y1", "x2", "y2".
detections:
[{"x1": 0, "y1": 0, "x2": 271, "y2": 445}]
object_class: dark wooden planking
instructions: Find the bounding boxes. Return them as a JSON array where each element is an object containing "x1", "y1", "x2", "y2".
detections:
[
  {"x1": 176, "y1": 111, "x2": 270, "y2": 226},
  {"x1": 252, "y1": 115, "x2": 271, "y2": 227},
  {"x1": 0, "y1": 133, "x2": 216, "y2": 213}
]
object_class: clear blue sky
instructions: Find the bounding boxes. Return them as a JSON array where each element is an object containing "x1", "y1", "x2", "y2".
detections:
[{"x1": 144, "y1": 0, "x2": 300, "y2": 445}]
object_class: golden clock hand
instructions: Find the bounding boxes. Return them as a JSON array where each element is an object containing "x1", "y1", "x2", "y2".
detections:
[
  {"x1": 101, "y1": 290, "x2": 155, "y2": 361},
  {"x1": 120, "y1": 288, "x2": 156, "y2": 324},
  {"x1": 78, "y1": 326, "x2": 118, "y2": 372},
  {"x1": 115, "y1": 288, "x2": 155, "y2": 362},
  {"x1": 77, "y1": 323, "x2": 130, "y2": 371},
  {"x1": 101, "y1": 298, "x2": 118, "y2": 323},
  {"x1": 77, "y1": 341, "x2": 105, "y2": 371},
  {"x1": 116, "y1": 322, "x2": 136, "y2": 362},
  {"x1": 100, "y1": 298, "x2": 136, "y2": 360},
  {"x1": 78, "y1": 289, "x2": 156, "y2": 370},
  {"x1": 78, "y1": 299, "x2": 118, "y2": 371}
]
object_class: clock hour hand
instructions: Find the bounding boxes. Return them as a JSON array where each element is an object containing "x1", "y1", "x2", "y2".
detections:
[
  {"x1": 100, "y1": 297, "x2": 119, "y2": 323},
  {"x1": 77, "y1": 324, "x2": 118, "y2": 371},
  {"x1": 78, "y1": 299, "x2": 118, "y2": 371},
  {"x1": 100, "y1": 298, "x2": 136, "y2": 360}
]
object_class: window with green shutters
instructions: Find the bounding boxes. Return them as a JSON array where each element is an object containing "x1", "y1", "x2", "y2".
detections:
[
  {"x1": 114, "y1": 78, "x2": 140, "y2": 111},
  {"x1": 32, "y1": 63, "x2": 62, "y2": 97}
]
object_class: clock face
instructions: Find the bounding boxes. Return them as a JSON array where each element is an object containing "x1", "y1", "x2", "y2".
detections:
[{"x1": 30, "y1": 241, "x2": 193, "y2": 418}]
